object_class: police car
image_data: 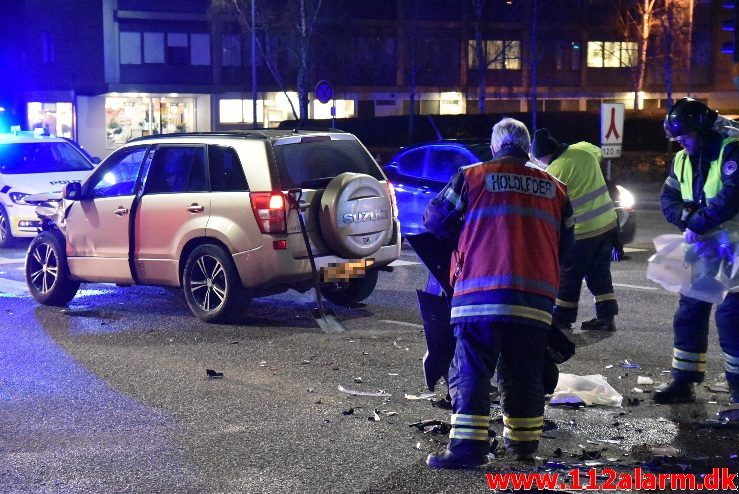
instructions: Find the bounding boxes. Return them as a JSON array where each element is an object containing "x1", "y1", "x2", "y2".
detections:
[{"x1": 0, "y1": 131, "x2": 96, "y2": 247}]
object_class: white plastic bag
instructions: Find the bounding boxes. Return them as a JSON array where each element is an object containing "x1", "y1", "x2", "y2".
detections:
[
  {"x1": 647, "y1": 230, "x2": 739, "y2": 304},
  {"x1": 550, "y1": 373, "x2": 623, "y2": 407}
]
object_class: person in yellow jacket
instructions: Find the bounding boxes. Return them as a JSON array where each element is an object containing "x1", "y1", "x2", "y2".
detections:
[{"x1": 531, "y1": 129, "x2": 619, "y2": 331}]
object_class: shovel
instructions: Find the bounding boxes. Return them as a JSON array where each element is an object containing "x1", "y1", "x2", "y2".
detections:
[{"x1": 287, "y1": 189, "x2": 347, "y2": 334}]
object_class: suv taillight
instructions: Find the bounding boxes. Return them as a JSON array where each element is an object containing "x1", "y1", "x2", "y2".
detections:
[
  {"x1": 385, "y1": 181, "x2": 398, "y2": 220},
  {"x1": 250, "y1": 192, "x2": 287, "y2": 234}
]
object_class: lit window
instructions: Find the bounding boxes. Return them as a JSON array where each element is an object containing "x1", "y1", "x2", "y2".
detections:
[
  {"x1": 190, "y1": 34, "x2": 210, "y2": 65},
  {"x1": 144, "y1": 32, "x2": 165, "y2": 64},
  {"x1": 120, "y1": 32, "x2": 141, "y2": 64},
  {"x1": 587, "y1": 41, "x2": 637, "y2": 68},
  {"x1": 467, "y1": 40, "x2": 521, "y2": 70},
  {"x1": 218, "y1": 99, "x2": 264, "y2": 124}
]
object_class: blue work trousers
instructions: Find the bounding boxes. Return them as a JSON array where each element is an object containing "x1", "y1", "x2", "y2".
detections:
[
  {"x1": 553, "y1": 228, "x2": 618, "y2": 324},
  {"x1": 447, "y1": 321, "x2": 547, "y2": 457},
  {"x1": 671, "y1": 292, "x2": 739, "y2": 388}
]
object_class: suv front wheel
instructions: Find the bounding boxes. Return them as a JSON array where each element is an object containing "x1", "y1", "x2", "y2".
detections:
[
  {"x1": 26, "y1": 231, "x2": 81, "y2": 305},
  {"x1": 183, "y1": 244, "x2": 250, "y2": 323},
  {"x1": 320, "y1": 269, "x2": 378, "y2": 306}
]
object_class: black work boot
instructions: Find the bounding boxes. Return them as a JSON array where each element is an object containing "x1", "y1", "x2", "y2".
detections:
[
  {"x1": 580, "y1": 317, "x2": 616, "y2": 332},
  {"x1": 653, "y1": 380, "x2": 696, "y2": 404},
  {"x1": 426, "y1": 440, "x2": 488, "y2": 469}
]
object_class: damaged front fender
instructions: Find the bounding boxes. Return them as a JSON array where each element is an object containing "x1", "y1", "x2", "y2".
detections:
[{"x1": 23, "y1": 191, "x2": 70, "y2": 234}]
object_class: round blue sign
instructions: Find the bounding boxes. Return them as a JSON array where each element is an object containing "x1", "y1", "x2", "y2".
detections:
[{"x1": 315, "y1": 80, "x2": 333, "y2": 104}]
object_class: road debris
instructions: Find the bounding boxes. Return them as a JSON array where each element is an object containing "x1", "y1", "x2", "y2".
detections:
[
  {"x1": 368, "y1": 409, "x2": 381, "y2": 422},
  {"x1": 637, "y1": 376, "x2": 654, "y2": 385},
  {"x1": 205, "y1": 369, "x2": 224, "y2": 379},
  {"x1": 409, "y1": 419, "x2": 451, "y2": 435},
  {"x1": 337, "y1": 384, "x2": 391, "y2": 397},
  {"x1": 404, "y1": 392, "x2": 436, "y2": 400},
  {"x1": 619, "y1": 359, "x2": 641, "y2": 369},
  {"x1": 707, "y1": 382, "x2": 730, "y2": 393}
]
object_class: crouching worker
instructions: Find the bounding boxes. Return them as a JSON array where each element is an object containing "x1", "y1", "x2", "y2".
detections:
[{"x1": 423, "y1": 118, "x2": 574, "y2": 468}]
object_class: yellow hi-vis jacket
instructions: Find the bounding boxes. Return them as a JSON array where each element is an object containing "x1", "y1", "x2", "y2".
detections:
[
  {"x1": 546, "y1": 142, "x2": 617, "y2": 240},
  {"x1": 674, "y1": 137, "x2": 739, "y2": 206}
]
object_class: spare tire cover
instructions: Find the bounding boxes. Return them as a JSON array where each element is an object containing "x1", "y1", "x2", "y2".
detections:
[{"x1": 320, "y1": 172, "x2": 392, "y2": 258}]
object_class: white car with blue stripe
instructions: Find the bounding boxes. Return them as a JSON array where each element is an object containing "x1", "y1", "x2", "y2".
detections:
[{"x1": 0, "y1": 132, "x2": 96, "y2": 247}]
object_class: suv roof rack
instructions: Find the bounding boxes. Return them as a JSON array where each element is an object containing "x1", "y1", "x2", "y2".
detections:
[{"x1": 126, "y1": 128, "x2": 348, "y2": 144}]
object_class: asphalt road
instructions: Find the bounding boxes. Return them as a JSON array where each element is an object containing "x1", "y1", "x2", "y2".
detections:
[{"x1": 2, "y1": 210, "x2": 738, "y2": 493}]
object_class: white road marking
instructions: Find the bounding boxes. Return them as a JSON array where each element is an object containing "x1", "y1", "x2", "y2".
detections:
[
  {"x1": 613, "y1": 283, "x2": 658, "y2": 291},
  {"x1": 0, "y1": 257, "x2": 24, "y2": 265},
  {"x1": 389, "y1": 259, "x2": 421, "y2": 267},
  {"x1": 379, "y1": 320, "x2": 424, "y2": 329},
  {"x1": 0, "y1": 278, "x2": 29, "y2": 296}
]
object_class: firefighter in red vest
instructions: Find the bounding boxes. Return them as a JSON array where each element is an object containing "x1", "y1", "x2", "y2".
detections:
[{"x1": 423, "y1": 118, "x2": 574, "y2": 468}]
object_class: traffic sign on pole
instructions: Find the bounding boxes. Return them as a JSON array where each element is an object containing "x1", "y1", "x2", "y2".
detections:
[
  {"x1": 315, "y1": 80, "x2": 334, "y2": 105},
  {"x1": 601, "y1": 103, "x2": 625, "y2": 159}
]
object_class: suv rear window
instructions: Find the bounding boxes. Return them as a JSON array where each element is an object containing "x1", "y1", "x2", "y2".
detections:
[
  {"x1": 0, "y1": 142, "x2": 94, "y2": 174},
  {"x1": 272, "y1": 138, "x2": 384, "y2": 189}
]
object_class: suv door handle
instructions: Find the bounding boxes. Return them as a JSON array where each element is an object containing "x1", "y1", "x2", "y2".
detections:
[
  {"x1": 114, "y1": 207, "x2": 129, "y2": 216},
  {"x1": 187, "y1": 204, "x2": 205, "y2": 213}
]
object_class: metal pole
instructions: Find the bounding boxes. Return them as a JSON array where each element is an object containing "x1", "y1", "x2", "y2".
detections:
[
  {"x1": 251, "y1": 0, "x2": 257, "y2": 129},
  {"x1": 607, "y1": 159, "x2": 612, "y2": 180}
]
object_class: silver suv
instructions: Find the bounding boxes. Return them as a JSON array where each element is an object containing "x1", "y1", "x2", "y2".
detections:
[{"x1": 24, "y1": 130, "x2": 401, "y2": 322}]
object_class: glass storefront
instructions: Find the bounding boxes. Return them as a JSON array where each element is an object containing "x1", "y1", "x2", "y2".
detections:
[
  {"x1": 105, "y1": 95, "x2": 195, "y2": 149},
  {"x1": 27, "y1": 102, "x2": 74, "y2": 138}
]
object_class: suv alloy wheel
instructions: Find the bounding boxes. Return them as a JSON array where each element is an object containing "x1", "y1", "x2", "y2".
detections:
[
  {"x1": 25, "y1": 231, "x2": 81, "y2": 305},
  {"x1": 183, "y1": 244, "x2": 251, "y2": 323}
]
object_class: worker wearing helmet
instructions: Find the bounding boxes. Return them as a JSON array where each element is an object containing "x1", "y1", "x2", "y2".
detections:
[{"x1": 656, "y1": 97, "x2": 739, "y2": 404}]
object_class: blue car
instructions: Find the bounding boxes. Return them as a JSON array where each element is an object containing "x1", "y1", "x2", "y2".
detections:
[{"x1": 382, "y1": 140, "x2": 636, "y2": 243}]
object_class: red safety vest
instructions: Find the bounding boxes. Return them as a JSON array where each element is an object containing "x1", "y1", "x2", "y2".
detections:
[{"x1": 450, "y1": 157, "x2": 569, "y2": 327}]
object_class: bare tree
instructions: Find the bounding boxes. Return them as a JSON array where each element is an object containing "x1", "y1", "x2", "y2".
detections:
[
  {"x1": 210, "y1": 0, "x2": 322, "y2": 121},
  {"x1": 656, "y1": 0, "x2": 692, "y2": 107},
  {"x1": 469, "y1": 0, "x2": 516, "y2": 115},
  {"x1": 615, "y1": 0, "x2": 661, "y2": 109},
  {"x1": 528, "y1": 0, "x2": 539, "y2": 130},
  {"x1": 471, "y1": 0, "x2": 488, "y2": 114}
]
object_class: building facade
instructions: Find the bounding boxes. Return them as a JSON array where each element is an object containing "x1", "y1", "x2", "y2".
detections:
[{"x1": 1, "y1": 0, "x2": 736, "y2": 158}]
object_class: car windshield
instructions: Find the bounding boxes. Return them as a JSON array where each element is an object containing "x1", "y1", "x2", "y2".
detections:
[
  {"x1": 0, "y1": 142, "x2": 94, "y2": 174},
  {"x1": 273, "y1": 138, "x2": 384, "y2": 189}
]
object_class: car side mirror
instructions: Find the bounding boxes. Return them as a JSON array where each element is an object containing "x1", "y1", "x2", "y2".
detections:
[{"x1": 63, "y1": 182, "x2": 82, "y2": 200}]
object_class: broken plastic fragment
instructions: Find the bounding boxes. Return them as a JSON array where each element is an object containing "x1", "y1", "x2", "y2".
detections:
[
  {"x1": 354, "y1": 377, "x2": 363, "y2": 383},
  {"x1": 408, "y1": 419, "x2": 452, "y2": 435},
  {"x1": 368, "y1": 409, "x2": 381, "y2": 422},
  {"x1": 632, "y1": 387, "x2": 644, "y2": 393},
  {"x1": 205, "y1": 369, "x2": 224, "y2": 379},
  {"x1": 651, "y1": 445, "x2": 680, "y2": 457},
  {"x1": 393, "y1": 341, "x2": 409, "y2": 351},
  {"x1": 637, "y1": 376, "x2": 654, "y2": 385},
  {"x1": 707, "y1": 382, "x2": 730, "y2": 393},
  {"x1": 605, "y1": 364, "x2": 614, "y2": 369},
  {"x1": 337, "y1": 384, "x2": 391, "y2": 397},
  {"x1": 405, "y1": 392, "x2": 436, "y2": 400},
  {"x1": 619, "y1": 360, "x2": 641, "y2": 369}
]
